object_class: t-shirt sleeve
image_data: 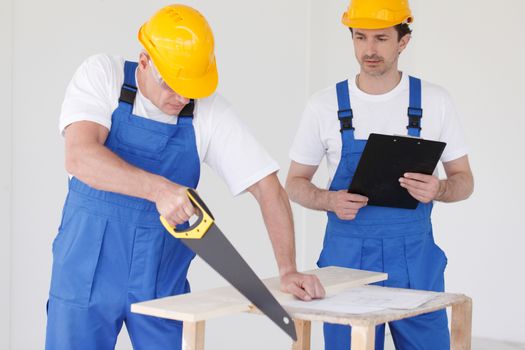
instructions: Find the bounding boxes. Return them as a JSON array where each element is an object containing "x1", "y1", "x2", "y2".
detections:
[
  {"x1": 289, "y1": 99, "x2": 326, "y2": 166},
  {"x1": 438, "y1": 90, "x2": 469, "y2": 162},
  {"x1": 202, "y1": 101, "x2": 279, "y2": 196},
  {"x1": 58, "y1": 54, "x2": 121, "y2": 135}
]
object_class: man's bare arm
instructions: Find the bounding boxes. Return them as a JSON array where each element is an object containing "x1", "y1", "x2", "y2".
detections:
[
  {"x1": 248, "y1": 172, "x2": 325, "y2": 300},
  {"x1": 285, "y1": 161, "x2": 367, "y2": 220},
  {"x1": 64, "y1": 121, "x2": 193, "y2": 226}
]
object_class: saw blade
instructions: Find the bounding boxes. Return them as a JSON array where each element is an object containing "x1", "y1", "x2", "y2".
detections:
[{"x1": 182, "y1": 224, "x2": 297, "y2": 341}]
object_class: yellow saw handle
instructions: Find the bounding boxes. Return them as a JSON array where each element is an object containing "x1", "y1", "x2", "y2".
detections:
[{"x1": 160, "y1": 188, "x2": 215, "y2": 239}]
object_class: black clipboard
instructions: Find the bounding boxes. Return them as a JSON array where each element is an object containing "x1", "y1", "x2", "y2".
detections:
[{"x1": 348, "y1": 133, "x2": 446, "y2": 209}]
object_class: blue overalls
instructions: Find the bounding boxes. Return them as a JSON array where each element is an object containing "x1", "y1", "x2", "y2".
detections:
[
  {"x1": 46, "y1": 61, "x2": 199, "y2": 350},
  {"x1": 318, "y1": 77, "x2": 450, "y2": 350}
]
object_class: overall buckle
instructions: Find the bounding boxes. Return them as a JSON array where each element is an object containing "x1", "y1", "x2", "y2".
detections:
[
  {"x1": 338, "y1": 108, "x2": 354, "y2": 131},
  {"x1": 407, "y1": 107, "x2": 423, "y2": 130}
]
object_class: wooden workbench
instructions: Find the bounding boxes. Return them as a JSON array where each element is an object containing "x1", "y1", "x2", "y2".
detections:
[{"x1": 131, "y1": 267, "x2": 472, "y2": 350}]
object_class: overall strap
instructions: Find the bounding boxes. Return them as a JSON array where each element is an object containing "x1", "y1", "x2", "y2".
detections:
[
  {"x1": 177, "y1": 99, "x2": 195, "y2": 125},
  {"x1": 336, "y1": 80, "x2": 355, "y2": 152},
  {"x1": 407, "y1": 76, "x2": 423, "y2": 137},
  {"x1": 118, "y1": 61, "x2": 139, "y2": 113}
]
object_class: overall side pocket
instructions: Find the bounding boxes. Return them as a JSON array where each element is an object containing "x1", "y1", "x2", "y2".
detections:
[{"x1": 50, "y1": 209, "x2": 107, "y2": 307}]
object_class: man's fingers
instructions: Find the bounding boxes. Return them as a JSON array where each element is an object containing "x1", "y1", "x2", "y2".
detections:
[
  {"x1": 175, "y1": 209, "x2": 190, "y2": 224},
  {"x1": 410, "y1": 188, "x2": 428, "y2": 197},
  {"x1": 317, "y1": 283, "x2": 326, "y2": 298},
  {"x1": 403, "y1": 184, "x2": 431, "y2": 199},
  {"x1": 311, "y1": 276, "x2": 326, "y2": 298},
  {"x1": 165, "y1": 217, "x2": 178, "y2": 227},
  {"x1": 347, "y1": 193, "x2": 369, "y2": 203},
  {"x1": 404, "y1": 172, "x2": 431, "y2": 181},
  {"x1": 182, "y1": 201, "x2": 195, "y2": 218},
  {"x1": 301, "y1": 279, "x2": 318, "y2": 300},
  {"x1": 287, "y1": 283, "x2": 312, "y2": 301},
  {"x1": 341, "y1": 205, "x2": 358, "y2": 212},
  {"x1": 406, "y1": 189, "x2": 430, "y2": 202},
  {"x1": 298, "y1": 276, "x2": 325, "y2": 299},
  {"x1": 281, "y1": 273, "x2": 325, "y2": 300},
  {"x1": 338, "y1": 212, "x2": 356, "y2": 220},
  {"x1": 400, "y1": 178, "x2": 428, "y2": 190},
  {"x1": 344, "y1": 201, "x2": 367, "y2": 210}
]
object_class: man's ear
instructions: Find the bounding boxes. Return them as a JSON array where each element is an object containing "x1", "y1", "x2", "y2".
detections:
[
  {"x1": 138, "y1": 51, "x2": 149, "y2": 70},
  {"x1": 398, "y1": 34, "x2": 411, "y2": 53}
]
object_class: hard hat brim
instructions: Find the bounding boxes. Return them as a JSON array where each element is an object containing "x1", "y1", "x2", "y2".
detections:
[
  {"x1": 342, "y1": 12, "x2": 413, "y2": 30},
  {"x1": 160, "y1": 58, "x2": 219, "y2": 99},
  {"x1": 343, "y1": 17, "x2": 411, "y2": 29}
]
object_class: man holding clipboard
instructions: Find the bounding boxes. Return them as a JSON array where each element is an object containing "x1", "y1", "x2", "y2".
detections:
[{"x1": 286, "y1": 0, "x2": 474, "y2": 349}]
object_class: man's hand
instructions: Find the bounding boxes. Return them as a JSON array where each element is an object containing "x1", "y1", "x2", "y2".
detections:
[
  {"x1": 399, "y1": 173, "x2": 443, "y2": 203},
  {"x1": 280, "y1": 272, "x2": 325, "y2": 301},
  {"x1": 153, "y1": 180, "x2": 195, "y2": 227},
  {"x1": 328, "y1": 190, "x2": 368, "y2": 220}
]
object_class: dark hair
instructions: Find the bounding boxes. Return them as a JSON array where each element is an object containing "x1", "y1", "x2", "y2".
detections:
[
  {"x1": 349, "y1": 23, "x2": 412, "y2": 41},
  {"x1": 394, "y1": 23, "x2": 412, "y2": 39}
]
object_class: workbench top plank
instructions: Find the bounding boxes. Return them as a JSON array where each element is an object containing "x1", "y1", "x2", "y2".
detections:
[{"x1": 131, "y1": 267, "x2": 387, "y2": 322}]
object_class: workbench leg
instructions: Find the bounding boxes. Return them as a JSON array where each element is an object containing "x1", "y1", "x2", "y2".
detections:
[
  {"x1": 350, "y1": 324, "x2": 375, "y2": 350},
  {"x1": 292, "y1": 319, "x2": 311, "y2": 350},
  {"x1": 451, "y1": 297, "x2": 472, "y2": 350},
  {"x1": 182, "y1": 321, "x2": 205, "y2": 350}
]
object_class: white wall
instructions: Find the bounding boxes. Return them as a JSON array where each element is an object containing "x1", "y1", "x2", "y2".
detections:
[
  {"x1": 306, "y1": 0, "x2": 525, "y2": 346},
  {"x1": 1, "y1": 0, "x2": 13, "y2": 349},
  {"x1": 412, "y1": 0, "x2": 525, "y2": 343},
  {"x1": 6, "y1": 0, "x2": 525, "y2": 349}
]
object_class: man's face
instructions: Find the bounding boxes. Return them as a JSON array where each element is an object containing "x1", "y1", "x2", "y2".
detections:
[
  {"x1": 352, "y1": 27, "x2": 410, "y2": 77},
  {"x1": 138, "y1": 53, "x2": 190, "y2": 116},
  {"x1": 152, "y1": 83, "x2": 190, "y2": 117}
]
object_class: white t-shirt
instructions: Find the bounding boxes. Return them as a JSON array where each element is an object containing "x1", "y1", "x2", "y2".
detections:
[
  {"x1": 289, "y1": 74, "x2": 468, "y2": 188},
  {"x1": 59, "y1": 54, "x2": 279, "y2": 196}
]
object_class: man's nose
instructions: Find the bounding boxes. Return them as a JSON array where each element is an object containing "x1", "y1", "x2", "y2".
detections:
[
  {"x1": 365, "y1": 40, "x2": 378, "y2": 56},
  {"x1": 173, "y1": 92, "x2": 190, "y2": 105}
]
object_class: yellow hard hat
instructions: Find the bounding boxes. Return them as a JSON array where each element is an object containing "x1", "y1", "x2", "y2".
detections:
[
  {"x1": 342, "y1": 0, "x2": 413, "y2": 29},
  {"x1": 138, "y1": 4, "x2": 218, "y2": 99}
]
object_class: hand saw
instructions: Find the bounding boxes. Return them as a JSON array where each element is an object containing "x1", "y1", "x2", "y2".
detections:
[{"x1": 160, "y1": 188, "x2": 297, "y2": 341}]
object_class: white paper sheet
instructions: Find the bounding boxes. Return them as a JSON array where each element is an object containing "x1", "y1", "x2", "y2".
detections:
[
  {"x1": 284, "y1": 297, "x2": 385, "y2": 314},
  {"x1": 284, "y1": 286, "x2": 437, "y2": 314}
]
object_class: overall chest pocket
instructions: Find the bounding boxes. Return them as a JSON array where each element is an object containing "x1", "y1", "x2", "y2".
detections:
[{"x1": 116, "y1": 123, "x2": 169, "y2": 161}]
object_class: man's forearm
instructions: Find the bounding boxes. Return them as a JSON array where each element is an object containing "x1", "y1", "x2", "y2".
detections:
[
  {"x1": 435, "y1": 172, "x2": 474, "y2": 203},
  {"x1": 249, "y1": 174, "x2": 298, "y2": 276},
  {"x1": 66, "y1": 141, "x2": 167, "y2": 202},
  {"x1": 285, "y1": 177, "x2": 332, "y2": 211},
  {"x1": 249, "y1": 173, "x2": 327, "y2": 300}
]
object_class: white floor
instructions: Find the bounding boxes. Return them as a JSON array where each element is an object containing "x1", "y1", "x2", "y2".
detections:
[{"x1": 384, "y1": 336, "x2": 525, "y2": 349}]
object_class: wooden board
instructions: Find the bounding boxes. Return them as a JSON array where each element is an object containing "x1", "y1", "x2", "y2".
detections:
[
  {"x1": 262, "y1": 266, "x2": 388, "y2": 301},
  {"x1": 131, "y1": 266, "x2": 387, "y2": 322}
]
